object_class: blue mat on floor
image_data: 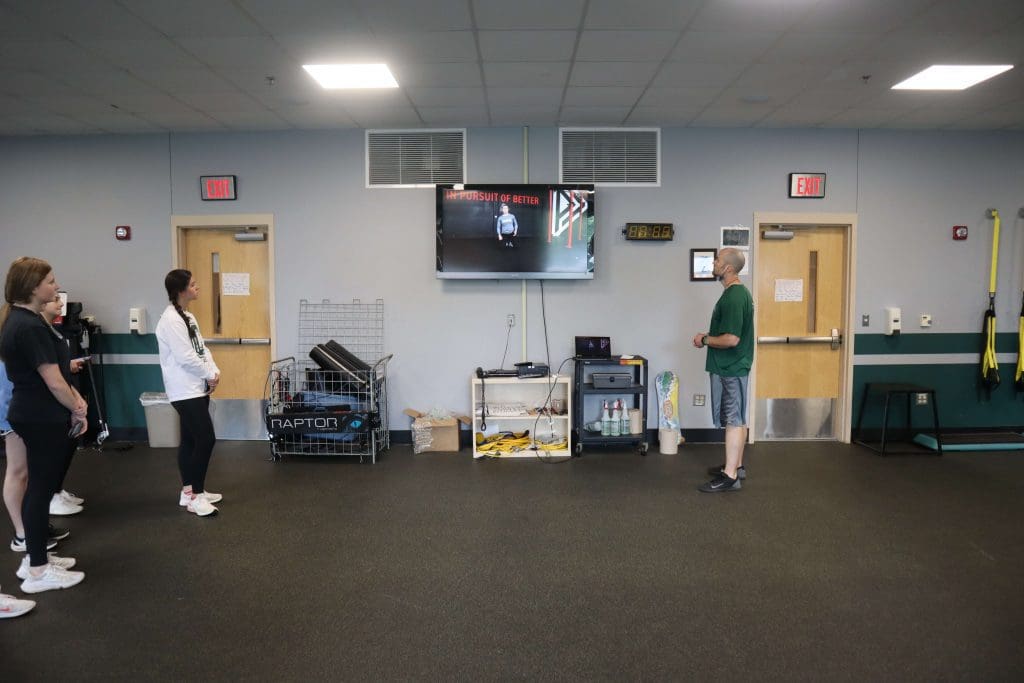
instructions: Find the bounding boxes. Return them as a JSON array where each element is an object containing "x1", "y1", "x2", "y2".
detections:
[{"x1": 913, "y1": 432, "x2": 1024, "y2": 451}]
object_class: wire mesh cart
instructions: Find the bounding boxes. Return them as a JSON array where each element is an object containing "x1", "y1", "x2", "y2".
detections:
[{"x1": 265, "y1": 299, "x2": 392, "y2": 463}]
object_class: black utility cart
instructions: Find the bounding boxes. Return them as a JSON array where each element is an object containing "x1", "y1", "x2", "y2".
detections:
[{"x1": 572, "y1": 355, "x2": 648, "y2": 455}]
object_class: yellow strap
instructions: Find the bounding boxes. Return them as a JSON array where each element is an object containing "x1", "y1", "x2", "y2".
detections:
[
  {"x1": 1017, "y1": 315, "x2": 1024, "y2": 382},
  {"x1": 983, "y1": 316, "x2": 999, "y2": 377},
  {"x1": 989, "y1": 210, "x2": 1000, "y2": 295}
]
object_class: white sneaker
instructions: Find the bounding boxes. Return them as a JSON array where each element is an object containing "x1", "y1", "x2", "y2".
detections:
[
  {"x1": 60, "y1": 490, "x2": 84, "y2": 506},
  {"x1": 0, "y1": 592, "x2": 36, "y2": 618},
  {"x1": 186, "y1": 496, "x2": 218, "y2": 517},
  {"x1": 20, "y1": 563, "x2": 85, "y2": 594},
  {"x1": 49, "y1": 494, "x2": 83, "y2": 516},
  {"x1": 17, "y1": 554, "x2": 77, "y2": 580},
  {"x1": 179, "y1": 490, "x2": 222, "y2": 506}
]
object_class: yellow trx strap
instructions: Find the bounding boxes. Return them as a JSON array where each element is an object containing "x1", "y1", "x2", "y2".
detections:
[{"x1": 982, "y1": 209, "x2": 1000, "y2": 388}]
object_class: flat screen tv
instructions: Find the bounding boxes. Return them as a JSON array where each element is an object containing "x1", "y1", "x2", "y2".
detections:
[{"x1": 436, "y1": 184, "x2": 595, "y2": 279}]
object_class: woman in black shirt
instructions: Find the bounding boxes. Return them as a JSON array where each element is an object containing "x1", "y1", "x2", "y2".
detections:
[{"x1": 0, "y1": 257, "x2": 85, "y2": 593}]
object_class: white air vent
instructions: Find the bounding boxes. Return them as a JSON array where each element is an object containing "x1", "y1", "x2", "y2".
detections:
[
  {"x1": 560, "y1": 128, "x2": 660, "y2": 186},
  {"x1": 366, "y1": 129, "x2": 465, "y2": 187}
]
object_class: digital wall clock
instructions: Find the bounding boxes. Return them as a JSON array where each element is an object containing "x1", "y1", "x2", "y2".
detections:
[{"x1": 623, "y1": 223, "x2": 674, "y2": 241}]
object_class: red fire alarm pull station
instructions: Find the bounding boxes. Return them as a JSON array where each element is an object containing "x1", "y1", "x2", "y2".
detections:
[
  {"x1": 953, "y1": 225, "x2": 968, "y2": 240},
  {"x1": 115, "y1": 226, "x2": 131, "y2": 241}
]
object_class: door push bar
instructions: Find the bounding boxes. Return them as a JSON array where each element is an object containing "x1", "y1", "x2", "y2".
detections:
[
  {"x1": 757, "y1": 328, "x2": 842, "y2": 350},
  {"x1": 204, "y1": 338, "x2": 271, "y2": 345}
]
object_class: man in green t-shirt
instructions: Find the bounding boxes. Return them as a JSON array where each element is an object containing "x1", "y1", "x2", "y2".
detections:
[{"x1": 692, "y1": 248, "x2": 754, "y2": 492}]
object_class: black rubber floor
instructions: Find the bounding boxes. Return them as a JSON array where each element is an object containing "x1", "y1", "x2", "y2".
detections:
[{"x1": 3, "y1": 440, "x2": 1023, "y2": 681}]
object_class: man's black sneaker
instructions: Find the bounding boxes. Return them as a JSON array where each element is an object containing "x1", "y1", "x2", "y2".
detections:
[
  {"x1": 698, "y1": 474, "x2": 742, "y2": 493},
  {"x1": 707, "y1": 464, "x2": 746, "y2": 479},
  {"x1": 47, "y1": 525, "x2": 70, "y2": 541}
]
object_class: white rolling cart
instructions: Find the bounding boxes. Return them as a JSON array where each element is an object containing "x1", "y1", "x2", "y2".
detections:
[{"x1": 471, "y1": 374, "x2": 572, "y2": 458}]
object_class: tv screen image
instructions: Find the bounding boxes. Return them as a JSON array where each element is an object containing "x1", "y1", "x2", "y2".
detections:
[{"x1": 436, "y1": 184, "x2": 595, "y2": 279}]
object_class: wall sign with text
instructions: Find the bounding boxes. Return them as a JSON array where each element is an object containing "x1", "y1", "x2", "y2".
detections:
[
  {"x1": 200, "y1": 175, "x2": 237, "y2": 201},
  {"x1": 788, "y1": 173, "x2": 826, "y2": 198}
]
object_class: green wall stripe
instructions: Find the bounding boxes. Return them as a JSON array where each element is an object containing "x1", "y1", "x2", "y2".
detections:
[
  {"x1": 854, "y1": 332, "x2": 1018, "y2": 355},
  {"x1": 98, "y1": 333, "x2": 158, "y2": 354},
  {"x1": 101, "y1": 364, "x2": 166, "y2": 429},
  {"x1": 852, "y1": 364, "x2": 1024, "y2": 431}
]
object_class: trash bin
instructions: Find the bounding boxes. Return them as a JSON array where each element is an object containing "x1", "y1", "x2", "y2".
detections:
[{"x1": 139, "y1": 392, "x2": 180, "y2": 448}]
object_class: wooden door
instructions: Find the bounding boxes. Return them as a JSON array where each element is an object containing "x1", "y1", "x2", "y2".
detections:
[
  {"x1": 181, "y1": 228, "x2": 270, "y2": 400},
  {"x1": 754, "y1": 225, "x2": 848, "y2": 439}
]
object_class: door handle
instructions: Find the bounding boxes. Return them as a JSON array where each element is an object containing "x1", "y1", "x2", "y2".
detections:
[
  {"x1": 757, "y1": 329, "x2": 843, "y2": 350},
  {"x1": 204, "y1": 338, "x2": 271, "y2": 345}
]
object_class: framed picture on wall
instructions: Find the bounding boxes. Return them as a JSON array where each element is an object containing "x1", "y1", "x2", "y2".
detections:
[{"x1": 691, "y1": 249, "x2": 717, "y2": 281}]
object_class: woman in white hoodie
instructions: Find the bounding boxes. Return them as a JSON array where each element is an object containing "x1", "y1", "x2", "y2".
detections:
[{"x1": 155, "y1": 270, "x2": 222, "y2": 517}]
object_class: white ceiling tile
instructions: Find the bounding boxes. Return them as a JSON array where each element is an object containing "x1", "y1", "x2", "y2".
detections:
[
  {"x1": 174, "y1": 92, "x2": 264, "y2": 112},
  {"x1": 576, "y1": 31, "x2": 680, "y2": 61},
  {"x1": 585, "y1": 0, "x2": 702, "y2": 29},
  {"x1": 563, "y1": 86, "x2": 644, "y2": 107},
  {"x1": 867, "y1": 29, "x2": 979, "y2": 63},
  {"x1": 558, "y1": 106, "x2": 631, "y2": 125},
  {"x1": 711, "y1": 88, "x2": 789, "y2": 108},
  {"x1": 8, "y1": 0, "x2": 162, "y2": 40},
  {"x1": 479, "y1": 31, "x2": 578, "y2": 62},
  {"x1": 0, "y1": 40, "x2": 112, "y2": 71},
  {"x1": 217, "y1": 68, "x2": 323, "y2": 103},
  {"x1": 794, "y1": 0, "x2": 933, "y2": 32},
  {"x1": 176, "y1": 36, "x2": 296, "y2": 69},
  {"x1": 569, "y1": 62, "x2": 661, "y2": 87},
  {"x1": 275, "y1": 32, "x2": 386, "y2": 63},
  {"x1": 691, "y1": 0, "x2": 819, "y2": 32},
  {"x1": 2, "y1": 113, "x2": 103, "y2": 134},
  {"x1": 669, "y1": 31, "x2": 780, "y2": 62},
  {"x1": 473, "y1": 0, "x2": 586, "y2": 30},
  {"x1": 118, "y1": 0, "x2": 264, "y2": 37},
  {"x1": 274, "y1": 105, "x2": 356, "y2": 128},
  {"x1": 949, "y1": 18, "x2": 1024, "y2": 62},
  {"x1": 71, "y1": 110, "x2": 166, "y2": 132},
  {"x1": 626, "y1": 106, "x2": 701, "y2": 125},
  {"x1": 756, "y1": 106, "x2": 847, "y2": 127},
  {"x1": 488, "y1": 106, "x2": 558, "y2": 125},
  {"x1": 103, "y1": 94, "x2": 198, "y2": 114},
  {"x1": 376, "y1": 32, "x2": 478, "y2": 62},
  {"x1": 653, "y1": 62, "x2": 747, "y2": 88},
  {"x1": 786, "y1": 89, "x2": 877, "y2": 109},
  {"x1": 758, "y1": 33, "x2": 881, "y2": 65},
  {"x1": 343, "y1": 105, "x2": 422, "y2": 127},
  {"x1": 0, "y1": 72, "x2": 82, "y2": 97},
  {"x1": 390, "y1": 63, "x2": 483, "y2": 88},
  {"x1": 637, "y1": 87, "x2": 721, "y2": 108},
  {"x1": 132, "y1": 68, "x2": 237, "y2": 95},
  {"x1": 819, "y1": 109, "x2": 901, "y2": 128},
  {"x1": 0, "y1": 95, "x2": 39, "y2": 116},
  {"x1": 406, "y1": 87, "x2": 485, "y2": 107},
  {"x1": 238, "y1": 0, "x2": 371, "y2": 34},
  {"x1": 0, "y1": 6, "x2": 60, "y2": 39},
  {"x1": 483, "y1": 63, "x2": 570, "y2": 87},
  {"x1": 358, "y1": 0, "x2": 472, "y2": 32},
  {"x1": 689, "y1": 106, "x2": 771, "y2": 127},
  {"x1": 134, "y1": 110, "x2": 225, "y2": 129},
  {"x1": 80, "y1": 39, "x2": 204, "y2": 69},
  {"x1": 418, "y1": 106, "x2": 490, "y2": 126},
  {"x1": 486, "y1": 87, "x2": 563, "y2": 107},
  {"x1": 910, "y1": 0, "x2": 1024, "y2": 32},
  {"x1": 22, "y1": 94, "x2": 117, "y2": 115},
  {"x1": 66, "y1": 71, "x2": 164, "y2": 97},
  {"x1": 216, "y1": 110, "x2": 292, "y2": 131}
]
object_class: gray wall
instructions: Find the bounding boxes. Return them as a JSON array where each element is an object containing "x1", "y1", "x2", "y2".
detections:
[{"x1": 2, "y1": 127, "x2": 1022, "y2": 430}]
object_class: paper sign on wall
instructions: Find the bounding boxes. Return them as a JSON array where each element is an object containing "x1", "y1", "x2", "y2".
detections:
[
  {"x1": 774, "y1": 279, "x2": 803, "y2": 302},
  {"x1": 222, "y1": 272, "x2": 250, "y2": 296},
  {"x1": 719, "y1": 226, "x2": 750, "y2": 274}
]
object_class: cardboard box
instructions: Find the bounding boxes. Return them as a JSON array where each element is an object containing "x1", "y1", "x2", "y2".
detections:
[{"x1": 404, "y1": 409, "x2": 471, "y2": 453}]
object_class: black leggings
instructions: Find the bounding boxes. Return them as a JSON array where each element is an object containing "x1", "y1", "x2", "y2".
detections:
[
  {"x1": 171, "y1": 395, "x2": 216, "y2": 494},
  {"x1": 10, "y1": 420, "x2": 74, "y2": 567}
]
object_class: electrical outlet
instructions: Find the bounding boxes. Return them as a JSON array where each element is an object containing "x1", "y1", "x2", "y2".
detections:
[
  {"x1": 693, "y1": 394, "x2": 706, "y2": 407},
  {"x1": 862, "y1": 314, "x2": 870, "y2": 327},
  {"x1": 919, "y1": 314, "x2": 932, "y2": 327},
  {"x1": 506, "y1": 314, "x2": 515, "y2": 327},
  {"x1": 915, "y1": 393, "x2": 929, "y2": 406}
]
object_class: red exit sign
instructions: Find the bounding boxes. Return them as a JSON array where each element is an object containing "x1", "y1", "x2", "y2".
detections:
[
  {"x1": 200, "y1": 175, "x2": 237, "y2": 201},
  {"x1": 789, "y1": 172, "x2": 826, "y2": 198}
]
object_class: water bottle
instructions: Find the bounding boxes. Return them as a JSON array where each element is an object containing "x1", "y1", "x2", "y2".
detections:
[
  {"x1": 600, "y1": 400, "x2": 611, "y2": 436},
  {"x1": 610, "y1": 401, "x2": 621, "y2": 436}
]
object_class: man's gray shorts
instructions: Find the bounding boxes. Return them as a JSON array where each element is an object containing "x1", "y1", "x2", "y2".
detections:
[{"x1": 710, "y1": 374, "x2": 749, "y2": 428}]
